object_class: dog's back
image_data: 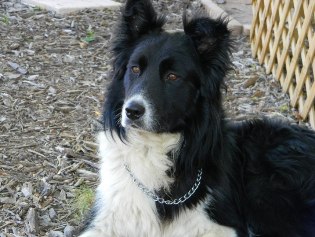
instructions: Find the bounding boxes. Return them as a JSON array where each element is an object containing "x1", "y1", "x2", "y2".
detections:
[{"x1": 218, "y1": 119, "x2": 315, "y2": 236}]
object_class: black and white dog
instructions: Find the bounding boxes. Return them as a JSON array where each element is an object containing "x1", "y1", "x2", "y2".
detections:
[{"x1": 79, "y1": 0, "x2": 315, "y2": 236}]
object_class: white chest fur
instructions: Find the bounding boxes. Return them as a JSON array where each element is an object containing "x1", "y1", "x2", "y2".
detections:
[{"x1": 79, "y1": 131, "x2": 237, "y2": 237}]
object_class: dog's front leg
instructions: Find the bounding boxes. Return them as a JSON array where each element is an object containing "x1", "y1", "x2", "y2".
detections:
[
  {"x1": 201, "y1": 225, "x2": 238, "y2": 237},
  {"x1": 78, "y1": 218, "x2": 112, "y2": 237},
  {"x1": 79, "y1": 229, "x2": 112, "y2": 237},
  {"x1": 78, "y1": 203, "x2": 115, "y2": 237}
]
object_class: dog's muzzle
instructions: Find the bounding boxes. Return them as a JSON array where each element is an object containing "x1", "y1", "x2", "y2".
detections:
[{"x1": 121, "y1": 95, "x2": 152, "y2": 130}]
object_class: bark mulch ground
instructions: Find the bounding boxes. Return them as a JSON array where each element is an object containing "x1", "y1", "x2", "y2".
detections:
[{"x1": 0, "y1": 0, "x2": 306, "y2": 236}]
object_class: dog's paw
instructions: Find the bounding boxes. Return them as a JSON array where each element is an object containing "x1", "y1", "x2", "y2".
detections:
[{"x1": 78, "y1": 229, "x2": 110, "y2": 237}]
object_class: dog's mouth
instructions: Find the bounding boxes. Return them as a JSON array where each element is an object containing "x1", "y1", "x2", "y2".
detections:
[{"x1": 122, "y1": 119, "x2": 143, "y2": 130}]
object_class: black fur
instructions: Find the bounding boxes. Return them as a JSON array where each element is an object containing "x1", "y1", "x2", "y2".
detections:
[{"x1": 99, "y1": 0, "x2": 315, "y2": 236}]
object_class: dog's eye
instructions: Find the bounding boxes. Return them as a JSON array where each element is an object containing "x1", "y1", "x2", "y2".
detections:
[
  {"x1": 131, "y1": 66, "x2": 140, "y2": 74},
  {"x1": 167, "y1": 73, "x2": 178, "y2": 81}
]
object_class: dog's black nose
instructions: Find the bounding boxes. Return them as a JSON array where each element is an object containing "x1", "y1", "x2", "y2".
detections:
[{"x1": 125, "y1": 102, "x2": 145, "y2": 120}]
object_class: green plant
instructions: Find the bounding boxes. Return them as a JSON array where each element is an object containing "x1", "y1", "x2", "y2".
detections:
[
  {"x1": 279, "y1": 104, "x2": 289, "y2": 113},
  {"x1": 73, "y1": 185, "x2": 95, "y2": 219},
  {"x1": 33, "y1": 5, "x2": 42, "y2": 11},
  {"x1": 82, "y1": 26, "x2": 95, "y2": 43},
  {"x1": 0, "y1": 14, "x2": 9, "y2": 24}
]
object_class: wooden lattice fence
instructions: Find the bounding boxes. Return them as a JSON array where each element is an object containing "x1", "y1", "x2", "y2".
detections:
[{"x1": 250, "y1": 0, "x2": 315, "y2": 128}]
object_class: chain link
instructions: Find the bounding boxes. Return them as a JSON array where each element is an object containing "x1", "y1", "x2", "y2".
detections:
[{"x1": 124, "y1": 164, "x2": 203, "y2": 205}]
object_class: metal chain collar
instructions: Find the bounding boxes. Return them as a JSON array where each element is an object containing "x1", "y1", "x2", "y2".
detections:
[{"x1": 124, "y1": 164, "x2": 203, "y2": 205}]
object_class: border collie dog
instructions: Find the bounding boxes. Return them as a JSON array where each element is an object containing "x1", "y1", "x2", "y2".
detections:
[{"x1": 79, "y1": 0, "x2": 315, "y2": 236}]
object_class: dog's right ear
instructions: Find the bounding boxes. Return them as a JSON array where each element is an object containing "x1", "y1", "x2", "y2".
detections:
[
  {"x1": 123, "y1": 0, "x2": 165, "y2": 39},
  {"x1": 111, "y1": 0, "x2": 165, "y2": 80}
]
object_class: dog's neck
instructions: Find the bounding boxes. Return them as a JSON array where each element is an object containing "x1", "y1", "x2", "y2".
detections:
[
  {"x1": 124, "y1": 129, "x2": 181, "y2": 154},
  {"x1": 99, "y1": 130, "x2": 181, "y2": 191},
  {"x1": 125, "y1": 130, "x2": 181, "y2": 190}
]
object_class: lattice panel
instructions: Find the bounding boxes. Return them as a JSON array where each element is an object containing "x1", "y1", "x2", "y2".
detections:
[{"x1": 251, "y1": 0, "x2": 315, "y2": 129}]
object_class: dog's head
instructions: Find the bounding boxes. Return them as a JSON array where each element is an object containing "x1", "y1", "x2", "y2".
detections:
[{"x1": 103, "y1": 0, "x2": 232, "y2": 137}]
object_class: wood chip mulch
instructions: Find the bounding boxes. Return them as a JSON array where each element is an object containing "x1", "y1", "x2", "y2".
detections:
[{"x1": 0, "y1": 0, "x2": 306, "y2": 236}]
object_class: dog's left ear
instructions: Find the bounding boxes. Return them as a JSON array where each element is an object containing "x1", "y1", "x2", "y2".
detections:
[{"x1": 183, "y1": 14, "x2": 232, "y2": 74}]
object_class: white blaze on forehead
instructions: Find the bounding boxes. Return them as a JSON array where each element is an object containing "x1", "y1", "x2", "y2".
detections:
[{"x1": 121, "y1": 93, "x2": 154, "y2": 130}]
